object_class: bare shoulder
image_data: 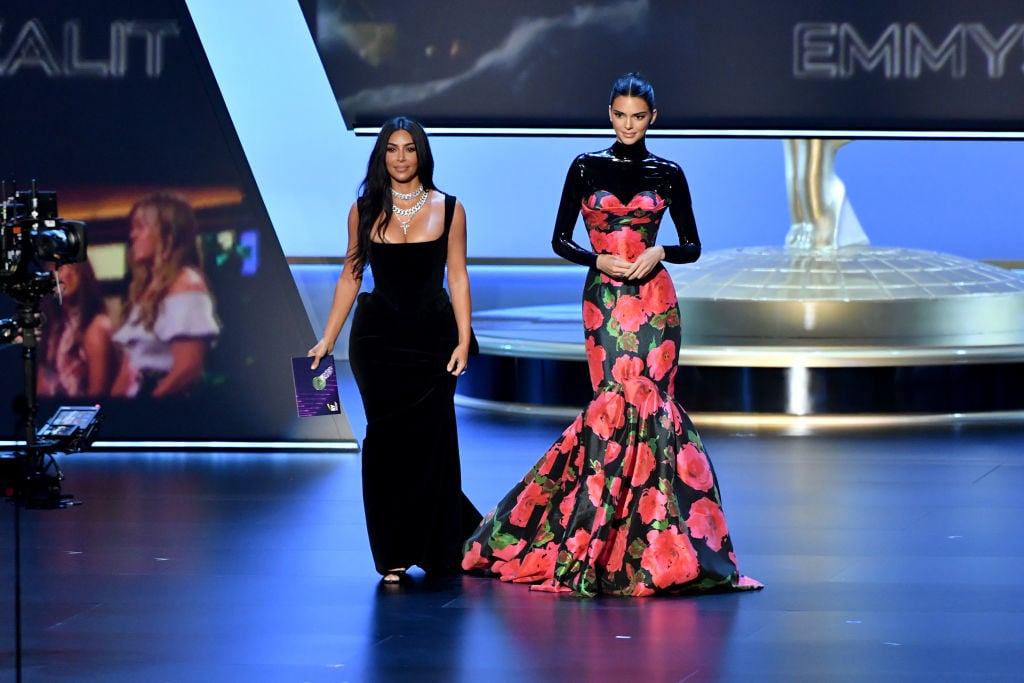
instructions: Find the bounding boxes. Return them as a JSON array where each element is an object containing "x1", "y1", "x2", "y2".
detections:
[
  {"x1": 435, "y1": 191, "x2": 465, "y2": 214},
  {"x1": 84, "y1": 313, "x2": 114, "y2": 342},
  {"x1": 168, "y1": 266, "x2": 209, "y2": 295}
]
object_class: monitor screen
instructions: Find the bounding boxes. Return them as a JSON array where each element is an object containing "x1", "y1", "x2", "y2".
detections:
[{"x1": 303, "y1": 0, "x2": 1024, "y2": 137}]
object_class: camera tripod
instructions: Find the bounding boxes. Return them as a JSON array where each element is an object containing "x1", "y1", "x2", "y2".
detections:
[{"x1": 3, "y1": 282, "x2": 81, "y2": 683}]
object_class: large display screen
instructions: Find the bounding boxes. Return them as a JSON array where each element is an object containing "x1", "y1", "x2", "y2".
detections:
[
  {"x1": 0, "y1": 0, "x2": 355, "y2": 445},
  {"x1": 303, "y1": 0, "x2": 1024, "y2": 136}
]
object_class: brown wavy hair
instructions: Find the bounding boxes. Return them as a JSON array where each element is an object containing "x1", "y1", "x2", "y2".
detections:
[
  {"x1": 125, "y1": 192, "x2": 205, "y2": 329},
  {"x1": 40, "y1": 259, "x2": 108, "y2": 366}
]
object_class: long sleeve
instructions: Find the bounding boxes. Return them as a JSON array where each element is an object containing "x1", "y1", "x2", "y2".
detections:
[
  {"x1": 551, "y1": 156, "x2": 598, "y2": 268},
  {"x1": 661, "y1": 166, "x2": 701, "y2": 264}
]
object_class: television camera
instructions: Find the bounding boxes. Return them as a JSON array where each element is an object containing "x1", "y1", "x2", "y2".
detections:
[
  {"x1": 1, "y1": 181, "x2": 100, "y2": 509},
  {"x1": 2, "y1": 180, "x2": 87, "y2": 304}
]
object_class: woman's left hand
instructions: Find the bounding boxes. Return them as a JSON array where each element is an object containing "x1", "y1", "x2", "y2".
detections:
[
  {"x1": 621, "y1": 246, "x2": 665, "y2": 280},
  {"x1": 447, "y1": 344, "x2": 470, "y2": 376}
]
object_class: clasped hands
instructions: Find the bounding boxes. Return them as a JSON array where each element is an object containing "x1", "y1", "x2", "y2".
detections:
[{"x1": 597, "y1": 246, "x2": 665, "y2": 281}]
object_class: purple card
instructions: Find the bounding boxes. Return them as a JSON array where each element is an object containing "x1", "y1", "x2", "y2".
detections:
[{"x1": 292, "y1": 356, "x2": 342, "y2": 418}]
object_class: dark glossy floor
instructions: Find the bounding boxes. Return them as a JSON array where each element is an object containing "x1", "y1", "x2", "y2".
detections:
[{"x1": 2, "y1": 368, "x2": 1024, "y2": 681}]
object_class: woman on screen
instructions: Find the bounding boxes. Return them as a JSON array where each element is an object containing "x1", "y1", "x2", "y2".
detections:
[
  {"x1": 112, "y1": 192, "x2": 220, "y2": 398},
  {"x1": 38, "y1": 259, "x2": 119, "y2": 397},
  {"x1": 308, "y1": 116, "x2": 482, "y2": 584},
  {"x1": 462, "y1": 73, "x2": 761, "y2": 597}
]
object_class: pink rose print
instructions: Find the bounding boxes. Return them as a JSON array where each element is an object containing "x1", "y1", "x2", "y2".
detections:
[
  {"x1": 611, "y1": 355, "x2": 644, "y2": 385},
  {"x1": 581, "y1": 203, "x2": 604, "y2": 226},
  {"x1": 591, "y1": 192, "x2": 631, "y2": 216},
  {"x1": 462, "y1": 541, "x2": 485, "y2": 570},
  {"x1": 646, "y1": 340, "x2": 677, "y2": 382},
  {"x1": 677, "y1": 442, "x2": 714, "y2": 492},
  {"x1": 608, "y1": 474, "x2": 623, "y2": 500},
  {"x1": 588, "y1": 230, "x2": 614, "y2": 254},
  {"x1": 603, "y1": 440, "x2": 622, "y2": 465},
  {"x1": 638, "y1": 485, "x2": 668, "y2": 524},
  {"x1": 619, "y1": 229, "x2": 648, "y2": 261},
  {"x1": 585, "y1": 337, "x2": 606, "y2": 390},
  {"x1": 663, "y1": 401, "x2": 684, "y2": 433},
  {"x1": 631, "y1": 582, "x2": 656, "y2": 597},
  {"x1": 510, "y1": 480, "x2": 550, "y2": 527},
  {"x1": 554, "y1": 416, "x2": 581, "y2": 455},
  {"x1": 641, "y1": 527, "x2": 699, "y2": 589},
  {"x1": 492, "y1": 538, "x2": 528, "y2": 562},
  {"x1": 611, "y1": 295, "x2": 647, "y2": 333},
  {"x1": 515, "y1": 542, "x2": 559, "y2": 582},
  {"x1": 631, "y1": 441, "x2": 656, "y2": 487},
  {"x1": 583, "y1": 300, "x2": 604, "y2": 330},
  {"x1": 586, "y1": 469, "x2": 606, "y2": 507},
  {"x1": 641, "y1": 274, "x2": 676, "y2": 316},
  {"x1": 615, "y1": 488, "x2": 634, "y2": 521},
  {"x1": 623, "y1": 377, "x2": 660, "y2": 420},
  {"x1": 632, "y1": 192, "x2": 662, "y2": 212},
  {"x1": 565, "y1": 528, "x2": 592, "y2": 559},
  {"x1": 558, "y1": 486, "x2": 578, "y2": 521},
  {"x1": 535, "y1": 446, "x2": 558, "y2": 477},
  {"x1": 605, "y1": 527, "x2": 629, "y2": 573},
  {"x1": 585, "y1": 391, "x2": 625, "y2": 440},
  {"x1": 688, "y1": 497, "x2": 730, "y2": 552},
  {"x1": 495, "y1": 557, "x2": 521, "y2": 581}
]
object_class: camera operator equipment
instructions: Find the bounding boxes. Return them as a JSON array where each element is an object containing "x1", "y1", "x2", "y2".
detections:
[
  {"x1": 2, "y1": 180, "x2": 95, "y2": 501},
  {"x1": 2, "y1": 180, "x2": 103, "y2": 683}
]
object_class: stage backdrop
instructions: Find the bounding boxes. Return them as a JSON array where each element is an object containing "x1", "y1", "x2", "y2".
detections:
[
  {"x1": 303, "y1": 0, "x2": 1024, "y2": 135},
  {"x1": 0, "y1": 0, "x2": 356, "y2": 446}
]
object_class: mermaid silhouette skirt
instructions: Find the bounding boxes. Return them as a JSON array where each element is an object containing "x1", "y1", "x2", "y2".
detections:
[{"x1": 462, "y1": 267, "x2": 761, "y2": 596}]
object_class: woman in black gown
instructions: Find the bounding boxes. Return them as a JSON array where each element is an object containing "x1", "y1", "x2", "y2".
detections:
[
  {"x1": 309, "y1": 116, "x2": 482, "y2": 584},
  {"x1": 462, "y1": 74, "x2": 761, "y2": 597}
]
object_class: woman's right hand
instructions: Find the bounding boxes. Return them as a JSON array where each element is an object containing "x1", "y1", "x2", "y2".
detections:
[
  {"x1": 307, "y1": 339, "x2": 332, "y2": 370},
  {"x1": 596, "y1": 253, "x2": 635, "y2": 280}
]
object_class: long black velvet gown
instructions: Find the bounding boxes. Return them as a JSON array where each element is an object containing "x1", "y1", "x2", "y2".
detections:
[
  {"x1": 349, "y1": 194, "x2": 482, "y2": 575},
  {"x1": 462, "y1": 141, "x2": 761, "y2": 596}
]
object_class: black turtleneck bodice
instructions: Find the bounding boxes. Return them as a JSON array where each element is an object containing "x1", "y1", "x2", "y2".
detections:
[{"x1": 551, "y1": 140, "x2": 701, "y2": 268}]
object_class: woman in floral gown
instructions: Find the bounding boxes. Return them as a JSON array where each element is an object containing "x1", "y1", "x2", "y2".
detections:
[{"x1": 462, "y1": 73, "x2": 761, "y2": 597}]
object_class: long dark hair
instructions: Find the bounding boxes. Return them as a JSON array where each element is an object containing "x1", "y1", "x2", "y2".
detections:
[
  {"x1": 39, "y1": 259, "x2": 109, "y2": 377},
  {"x1": 608, "y1": 71, "x2": 656, "y2": 111},
  {"x1": 348, "y1": 116, "x2": 437, "y2": 274}
]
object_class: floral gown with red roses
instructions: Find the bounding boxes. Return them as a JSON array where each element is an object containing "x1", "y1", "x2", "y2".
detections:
[{"x1": 462, "y1": 140, "x2": 761, "y2": 597}]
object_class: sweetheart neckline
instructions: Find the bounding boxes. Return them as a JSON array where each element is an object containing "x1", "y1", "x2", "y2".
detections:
[{"x1": 585, "y1": 190, "x2": 663, "y2": 207}]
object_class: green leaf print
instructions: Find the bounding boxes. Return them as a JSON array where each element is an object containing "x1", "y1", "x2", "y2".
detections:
[
  {"x1": 537, "y1": 520, "x2": 556, "y2": 546},
  {"x1": 491, "y1": 531, "x2": 522, "y2": 550},
  {"x1": 618, "y1": 332, "x2": 639, "y2": 353}
]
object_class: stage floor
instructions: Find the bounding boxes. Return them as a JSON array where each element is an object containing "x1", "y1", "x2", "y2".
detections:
[{"x1": 2, "y1": 364, "x2": 1023, "y2": 681}]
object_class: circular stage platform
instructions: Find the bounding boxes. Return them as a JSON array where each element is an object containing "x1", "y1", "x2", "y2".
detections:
[{"x1": 458, "y1": 246, "x2": 1024, "y2": 431}]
